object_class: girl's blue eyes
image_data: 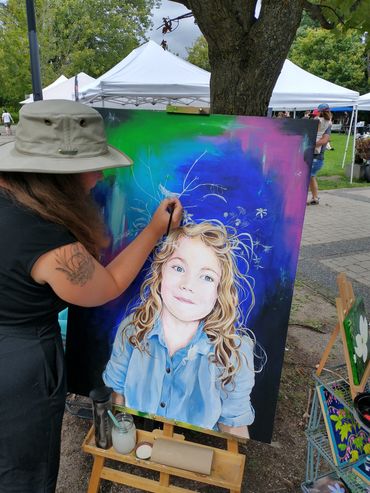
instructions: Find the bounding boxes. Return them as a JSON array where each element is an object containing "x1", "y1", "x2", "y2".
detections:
[
  {"x1": 202, "y1": 275, "x2": 214, "y2": 283},
  {"x1": 171, "y1": 265, "x2": 214, "y2": 282}
]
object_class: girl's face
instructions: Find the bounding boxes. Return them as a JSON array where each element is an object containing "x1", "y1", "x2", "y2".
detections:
[
  {"x1": 79, "y1": 170, "x2": 103, "y2": 192},
  {"x1": 160, "y1": 236, "x2": 221, "y2": 323}
]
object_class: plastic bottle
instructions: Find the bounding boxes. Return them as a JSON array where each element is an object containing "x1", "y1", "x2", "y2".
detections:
[{"x1": 89, "y1": 385, "x2": 113, "y2": 449}]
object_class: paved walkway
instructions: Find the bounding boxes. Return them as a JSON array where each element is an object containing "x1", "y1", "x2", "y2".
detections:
[
  {"x1": 299, "y1": 187, "x2": 370, "y2": 304},
  {"x1": 0, "y1": 125, "x2": 15, "y2": 145}
]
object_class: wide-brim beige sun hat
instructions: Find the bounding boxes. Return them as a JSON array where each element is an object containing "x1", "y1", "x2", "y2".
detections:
[{"x1": 0, "y1": 99, "x2": 132, "y2": 173}]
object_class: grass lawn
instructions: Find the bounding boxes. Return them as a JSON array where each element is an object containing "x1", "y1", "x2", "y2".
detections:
[{"x1": 317, "y1": 133, "x2": 370, "y2": 190}]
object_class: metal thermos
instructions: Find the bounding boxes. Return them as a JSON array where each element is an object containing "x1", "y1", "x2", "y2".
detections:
[{"x1": 89, "y1": 385, "x2": 113, "y2": 449}]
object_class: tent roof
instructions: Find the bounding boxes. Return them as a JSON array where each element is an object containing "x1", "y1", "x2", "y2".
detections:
[
  {"x1": 79, "y1": 42, "x2": 359, "y2": 111},
  {"x1": 21, "y1": 75, "x2": 68, "y2": 103},
  {"x1": 269, "y1": 59, "x2": 359, "y2": 110},
  {"x1": 21, "y1": 73, "x2": 95, "y2": 104},
  {"x1": 359, "y1": 92, "x2": 370, "y2": 111},
  {"x1": 79, "y1": 41, "x2": 210, "y2": 105}
]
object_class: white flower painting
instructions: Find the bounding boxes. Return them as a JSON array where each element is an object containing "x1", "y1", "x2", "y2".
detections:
[
  {"x1": 354, "y1": 315, "x2": 369, "y2": 364},
  {"x1": 343, "y1": 298, "x2": 370, "y2": 385}
]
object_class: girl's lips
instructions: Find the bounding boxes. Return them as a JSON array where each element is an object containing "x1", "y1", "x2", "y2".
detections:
[{"x1": 174, "y1": 296, "x2": 195, "y2": 304}]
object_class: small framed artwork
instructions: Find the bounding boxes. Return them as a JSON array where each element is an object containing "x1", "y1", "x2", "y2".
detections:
[
  {"x1": 317, "y1": 385, "x2": 370, "y2": 467},
  {"x1": 342, "y1": 297, "x2": 370, "y2": 386},
  {"x1": 352, "y1": 455, "x2": 370, "y2": 485}
]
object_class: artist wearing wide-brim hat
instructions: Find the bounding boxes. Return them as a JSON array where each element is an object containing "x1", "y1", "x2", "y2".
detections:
[
  {"x1": 0, "y1": 99, "x2": 182, "y2": 493},
  {"x1": 0, "y1": 99, "x2": 132, "y2": 173}
]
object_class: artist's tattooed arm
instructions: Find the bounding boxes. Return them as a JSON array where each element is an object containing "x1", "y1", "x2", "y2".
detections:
[{"x1": 54, "y1": 243, "x2": 95, "y2": 286}]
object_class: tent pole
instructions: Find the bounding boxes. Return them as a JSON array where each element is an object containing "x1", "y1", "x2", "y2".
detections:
[
  {"x1": 350, "y1": 106, "x2": 358, "y2": 184},
  {"x1": 342, "y1": 108, "x2": 355, "y2": 169}
]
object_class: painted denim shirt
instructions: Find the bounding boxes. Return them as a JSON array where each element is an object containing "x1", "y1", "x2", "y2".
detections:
[{"x1": 103, "y1": 317, "x2": 255, "y2": 430}]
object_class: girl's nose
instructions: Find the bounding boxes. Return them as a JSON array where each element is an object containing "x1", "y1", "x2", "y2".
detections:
[{"x1": 180, "y1": 277, "x2": 193, "y2": 292}]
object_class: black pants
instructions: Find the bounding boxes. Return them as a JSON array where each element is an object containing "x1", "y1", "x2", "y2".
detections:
[{"x1": 0, "y1": 324, "x2": 66, "y2": 493}]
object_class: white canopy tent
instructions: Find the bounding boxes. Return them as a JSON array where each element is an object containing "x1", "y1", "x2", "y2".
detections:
[
  {"x1": 21, "y1": 72, "x2": 95, "y2": 104},
  {"x1": 269, "y1": 59, "x2": 359, "y2": 110},
  {"x1": 358, "y1": 92, "x2": 370, "y2": 111},
  {"x1": 21, "y1": 75, "x2": 68, "y2": 103},
  {"x1": 80, "y1": 43, "x2": 359, "y2": 112},
  {"x1": 79, "y1": 41, "x2": 210, "y2": 108}
]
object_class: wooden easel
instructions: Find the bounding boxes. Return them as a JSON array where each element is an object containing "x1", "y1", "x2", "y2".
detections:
[
  {"x1": 316, "y1": 272, "x2": 370, "y2": 399},
  {"x1": 83, "y1": 419, "x2": 245, "y2": 493}
]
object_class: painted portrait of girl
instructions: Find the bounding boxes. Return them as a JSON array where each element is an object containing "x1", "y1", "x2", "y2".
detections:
[{"x1": 103, "y1": 220, "x2": 265, "y2": 438}]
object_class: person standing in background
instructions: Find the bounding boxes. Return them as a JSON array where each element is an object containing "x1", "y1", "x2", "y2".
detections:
[
  {"x1": 307, "y1": 103, "x2": 332, "y2": 205},
  {"x1": 2, "y1": 108, "x2": 14, "y2": 136}
]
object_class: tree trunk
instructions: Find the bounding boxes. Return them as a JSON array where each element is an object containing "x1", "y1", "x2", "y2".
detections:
[{"x1": 170, "y1": 0, "x2": 305, "y2": 115}]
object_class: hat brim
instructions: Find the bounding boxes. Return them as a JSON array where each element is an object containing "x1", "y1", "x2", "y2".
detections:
[{"x1": 0, "y1": 141, "x2": 132, "y2": 173}]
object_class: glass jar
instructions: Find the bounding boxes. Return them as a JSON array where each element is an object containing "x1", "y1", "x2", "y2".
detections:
[{"x1": 111, "y1": 413, "x2": 136, "y2": 454}]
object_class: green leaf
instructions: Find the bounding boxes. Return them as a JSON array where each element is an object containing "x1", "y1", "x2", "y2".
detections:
[
  {"x1": 353, "y1": 437, "x2": 364, "y2": 449},
  {"x1": 350, "y1": 449, "x2": 359, "y2": 462},
  {"x1": 363, "y1": 443, "x2": 370, "y2": 454},
  {"x1": 339, "y1": 422, "x2": 352, "y2": 441}
]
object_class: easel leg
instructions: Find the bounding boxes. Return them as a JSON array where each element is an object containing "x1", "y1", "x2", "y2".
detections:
[
  {"x1": 87, "y1": 455, "x2": 105, "y2": 493},
  {"x1": 227, "y1": 439, "x2": 239, "y2": 454},
  {"x1": 227, "y1": 439, "x2": 241, "y2": 493},
  {"x1": 159, "y1": 423, "x2": 174, "y2": 487},
  {"x1": 316, "y1": 322, "x2": 340, "y2": 376}
]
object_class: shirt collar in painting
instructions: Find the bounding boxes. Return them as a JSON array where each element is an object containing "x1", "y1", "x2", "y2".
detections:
[{"x1": 147, "y1": 317, "x2": 210, "y2": 356}]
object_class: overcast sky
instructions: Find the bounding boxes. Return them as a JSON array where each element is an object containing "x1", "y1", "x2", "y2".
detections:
[{"x1": 148, "y1": 0, "x2": 201, "y2": 57}]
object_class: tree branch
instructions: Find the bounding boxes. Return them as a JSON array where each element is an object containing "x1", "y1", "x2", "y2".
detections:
[{"x1": 303, "y1": 0, "x2": 346, "y2": 28}]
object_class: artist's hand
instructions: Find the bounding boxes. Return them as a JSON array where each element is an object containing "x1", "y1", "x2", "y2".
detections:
[{"x1": 148, "y1": 198, "x2": 183, "y2": 237}]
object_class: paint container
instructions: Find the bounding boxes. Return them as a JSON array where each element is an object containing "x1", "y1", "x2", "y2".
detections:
[
  {"x1": 111, "y1": 413, "x2": 136, "y2": 454},
  {"x1": 354, "y1": 392, "x2": 370, "y2": 432},
  {"x1": 89, "y1": 385, "x2": 113, "y2": 449},
  {"x1": 135, "y1": 441, "x2": 153, "y2": 460}
]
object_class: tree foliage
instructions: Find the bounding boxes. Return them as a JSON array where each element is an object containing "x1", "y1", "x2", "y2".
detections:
[
  {"x1": 170, "y1": 0, "x2": 370, "y2": 115},
  {"x1": 0, "y1": 0, "x2": 157, "y2": 108},
  {"x1": 290, "y1": 27, "x2": 369, "y2": 94},
  {"x1": 187, "y1": 35, "x2": 209, "y2": 71}
]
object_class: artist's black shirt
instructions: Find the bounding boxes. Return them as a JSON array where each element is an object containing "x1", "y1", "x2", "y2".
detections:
[{"x1": 0, "y1": 188, "x2": 75, "y2": 329}]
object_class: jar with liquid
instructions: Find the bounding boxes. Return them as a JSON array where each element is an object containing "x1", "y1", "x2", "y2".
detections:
[{"x1": 111, "y1": 413, "x2": 137, "y2": 454}]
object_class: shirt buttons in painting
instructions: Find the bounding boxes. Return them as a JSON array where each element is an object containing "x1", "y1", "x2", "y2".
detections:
[
  {"x1": 160, "y1": 402, "x2": 166, "y2": 408},
  {"x1": 166, "y1": 367, "x2": 171, "y2": 374}
]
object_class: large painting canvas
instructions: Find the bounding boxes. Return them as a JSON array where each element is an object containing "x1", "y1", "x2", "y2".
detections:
[
  {"x1": 342, "y1": 297, "x2": 370, "y2": 385},
  {"x1": 66, "y1": 109, "x2": 317, "y2": 443}
]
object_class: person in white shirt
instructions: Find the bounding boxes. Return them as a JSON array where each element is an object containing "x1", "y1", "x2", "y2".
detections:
[{"x1": 2, "y1": 109, "x2": 14, "y2": 136}]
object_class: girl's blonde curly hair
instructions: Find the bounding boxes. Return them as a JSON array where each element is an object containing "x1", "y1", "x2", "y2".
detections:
[{"x1": 126, "y1": 220, "x2": 256, "y2": 388}]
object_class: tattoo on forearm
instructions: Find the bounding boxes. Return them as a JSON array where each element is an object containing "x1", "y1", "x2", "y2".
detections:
[{"x1": 55, "y1": 243, "x2": 95, "y2": 286}]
